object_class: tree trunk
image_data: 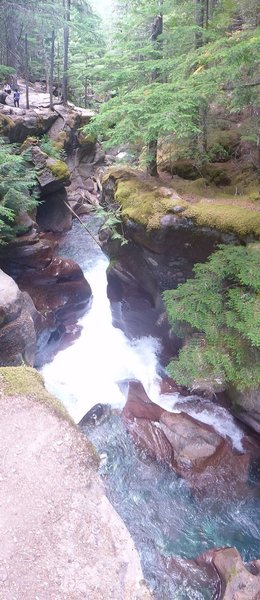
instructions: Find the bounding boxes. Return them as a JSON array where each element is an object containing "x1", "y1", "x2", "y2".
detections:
[
  {"x1": 25, "y1": 33, "x2": 29, "y2": 109},
  {"x1": 147, "y1": 2, "x2": 163, "y2": 177},
  {"x1": 195, "y1": 0, "x2": 205, "y2": 49},
  {"x1": 198, "y1": 103, "x2": 208, "y2": 153},
  {"x1": 49, "y1": 29, "x2": 55, "y2": 111},
  {"x1": 147, "y1": 140, "x2": 158, "y2": 177},
  {"x1": 57, "y1": 40, "x2": 61, "y2": 99},
  {"x1": 205, "y1": 0, "x2": 209, "y2": 29},
  {"x1": 62, "y1": 0, "x2": 71, "y2": 104}
]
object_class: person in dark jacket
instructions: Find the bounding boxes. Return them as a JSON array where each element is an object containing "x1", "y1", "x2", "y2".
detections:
[{"x1": 14, "y1": 89, "x2": 20, "y2": 108}]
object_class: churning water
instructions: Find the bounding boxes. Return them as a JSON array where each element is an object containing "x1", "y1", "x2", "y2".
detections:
[
  {"x1": 41, "y1": 218, "x2": 161, "y2": 423},
  {"x1": 41, "y1": 217, "x2": 260, "y2": 599}
]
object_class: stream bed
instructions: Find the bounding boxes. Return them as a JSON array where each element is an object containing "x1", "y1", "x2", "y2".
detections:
[{"x1": 41, "y1": 217, "x2": 260, "y2": 599}]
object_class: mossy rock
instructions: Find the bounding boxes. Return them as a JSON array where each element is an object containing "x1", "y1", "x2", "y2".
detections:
[
  {"x1": 104, "y1": 168, "x2": 260, "y2": 239},
  {"x1": 208, "y1": 130, "x2": 241, "y2": 161},
  {"x1": 20, "y1": 136, "x2": 38, "y2": 153},
  {"x1": 53, "y1": 130, "x2": 69, "y2": 150},
  {"x1": 0, "y1": 366, "x2": 73, "y2": 424},
  {"x1": 115, "y1": 177, "x2": 186, "y2": 230},
  {"x1": 0, "y1": 112, "x2": 14, "y2": 134},
  {"x1": 0, "y1": 366, "x2": 100, "y2": 465},
  {"x1": 78, "y1": 132, "x2": 97, "y2": 147},
  {"x1": 48, "y1": 158, "x2": 70, "y2": 182},
  {"x1": 186, "y1": 202, "x2": 260, "y2": 237}
]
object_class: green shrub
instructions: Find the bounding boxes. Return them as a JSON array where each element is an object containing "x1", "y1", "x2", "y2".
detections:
[
  {"x1": 39, "y1": 134, "x2": 66, "y2": 160},
  {"x1": 0, "y1": 139, "x2": 39, "y2": 244},
  {"x1": 163, "y1": 244, "x2": 260, "y2": 393},
  {"x1": 0, "y1": 64, "x2": 15, "y2": 81}
]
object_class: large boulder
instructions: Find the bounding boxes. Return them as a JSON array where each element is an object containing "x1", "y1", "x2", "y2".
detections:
[
  {"x1": 16, "y1": 256, "x2": 92, "y2": 365},
  {"x1": 163, "y1": 548, "x2": 260, "y2": 600},
  {"x1": 0, "y1": 270, "x2": 38, "y2": 366},
  {"x1": 0, "y1": 232, "x2": 56, "y2": 274},
  {"x1": 0, "y1": 229, "x2": 92, "y2": 366},
  {"x1": 204, "y1": 547, "x2": 260, "y2": 600},
  {"x1": 229, "y1": 387, "x2": 260, "y2": 435},
  {"x1": 32, "y1": 146, "x2": 70, "y2": 195},
  {"x1": 17, "y1": 256, "x2": 92, "y2": 326},
  {"x1": 29, "y1": 145, "x2": 72, "y2": 234},
  {"x1": 122, "y1": 381, "x2": 250, "y2": 497},
  {"x1": 0, "y1": 106, "x2": 58, "y2": 143},
  {"x1": 0, "y1": 366, "x2": 152, "y2": 600}
]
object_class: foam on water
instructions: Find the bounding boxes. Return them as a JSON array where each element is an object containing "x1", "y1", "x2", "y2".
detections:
[
  {"x1": 155, "y1": 392, "x2": 245, "y2": 451},
  {"x1": 41, "y1": 255, "x2": 161, "y2": 423},
  {"x1": 41, "y1": 220, "x2": 244, "y2": 449},
  {"x1": 186, "y1": 405, "x2": 245, "y2": 451}
]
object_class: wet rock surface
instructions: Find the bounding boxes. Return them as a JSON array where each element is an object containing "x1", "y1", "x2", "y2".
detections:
[
  {"x1": 106, "y1": 245, "x2": 181, "y2": 363},
  {"x1": 17, "y1": 256, "x2": 92, "y2": 365},
  {"x1": 204, "y1": 547, "x2": 260, "y2": 600},
  {"x1": 0, "y1": 230, "x2": 92, "y2": 366},
  {"x1": 0, "y1": 270, "x2": 38, "y2": 366},
  {"x1": 122, "y1": 381, "x2": 251, "y2": 497}
]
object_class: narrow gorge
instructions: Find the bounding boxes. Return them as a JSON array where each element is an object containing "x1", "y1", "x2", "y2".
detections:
[{"x1": 0, "y1": 1, "x2": 259, "y2": 598}]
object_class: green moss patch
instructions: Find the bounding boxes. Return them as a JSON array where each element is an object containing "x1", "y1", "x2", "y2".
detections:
[
  {"x1": 48, "y1": 159, "x2": 70, "y2": 182},
  {"x1": 0, "y1": 112, "x2": 14, "y2": 132},
  {"x1": 106, "y1": 168, "x2": 187, "y2": 230},
  {"x1": 105, "y1": 168, "x2": 260, "y2": 238},
  {"x1": 186, "y1": 202, "x2": 260, "y2": 237},
  {"x1": 0, "y1": 366, "x2": 73, "y2": 424}
]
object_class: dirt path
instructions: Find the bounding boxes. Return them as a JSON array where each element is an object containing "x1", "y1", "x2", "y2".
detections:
[{"x1": 0, "y1": 392, "x2": 151, "y2": 600}]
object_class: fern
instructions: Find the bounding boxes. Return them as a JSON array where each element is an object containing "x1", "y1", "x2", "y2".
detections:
[
  {"x1": 0, "y1": 139, "x2": 39, "y2": 245},
  {"x1": 163, "y1": 244, "x2": 260, "y2": 392}
]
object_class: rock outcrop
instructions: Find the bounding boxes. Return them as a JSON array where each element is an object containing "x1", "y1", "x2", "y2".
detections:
[
  {"x1": 0, "y1": 104, "x2": 59, "y2": 143},
  {"x1": 202, "y1": 547, "x2": 260, "y2": 600},
  {"x1": 0, "y1": 226, "x2": 92, "y2": 366},
  {"x1": 0, "y1": 366, "x2": 151, "y2": 600},
  {"x1": 101, "y1": 168, "x2": 260, "y2": 429},
  {"x1": 163, "y1": 547, "x2": 260, "y2": 600},
  {"x1": 31, "y1": 144, "x2": 72, "y2": 234},
  {"x1": 0, "y1": 270, "x2": 38, "y2": 366},
  {"x1": 229, "y1": 387, "x2": 260, "y2": 435},
  {"x1": 0, "y1": 103, "x2": 95, "y2": 364},
  {"x1": 122, "y1": 381, "x2": 250, "y2": 497},
  {"x1": 100, "y1": 168, "x2": 245, "y2": 355}
]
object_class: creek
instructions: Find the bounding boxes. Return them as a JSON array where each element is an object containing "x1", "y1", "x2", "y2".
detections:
[{"x1": 41, "y1": 217, "x2": 260, "y2": 600}]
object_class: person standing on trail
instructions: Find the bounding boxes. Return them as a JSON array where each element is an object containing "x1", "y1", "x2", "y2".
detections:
[{"x1": 14, "y1": 89, "x2": 20, "y2": 108}]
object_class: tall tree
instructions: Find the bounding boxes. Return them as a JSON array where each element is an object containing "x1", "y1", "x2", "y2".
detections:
[
  {"x1": 86, "y1": 0, "x2": 260, "y2": 172},
  {"x1": 49, "y1": 29, "x2": 55, "y2": 110},
  {"x1": 62, "y1": 0, "x2": 71, "y2": 103},
  {"x1": 147, "y1": 4, "x2": 163, "y2": 176}
]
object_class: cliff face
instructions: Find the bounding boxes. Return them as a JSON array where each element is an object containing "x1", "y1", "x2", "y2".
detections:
[
  {"x1": 0, "y1": 366, "x2": 152, "y2": 600},
  {"x1": 0, "y1": 101, "x2": 96, "y2": 366},
  {"x1": 101, "y1": 169, "x2": 260, "y2": 431}
]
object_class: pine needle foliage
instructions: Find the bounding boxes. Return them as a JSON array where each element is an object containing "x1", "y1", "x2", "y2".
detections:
[
  {"x1": 0, "y1": 139, "x2": 38, "y2": 245},
  {"x1": 163, "y1": 244, "x2": 260, "y2": 392},
  {"x1": 85, "y1": 0, "x2": 260, "y2": 167}
]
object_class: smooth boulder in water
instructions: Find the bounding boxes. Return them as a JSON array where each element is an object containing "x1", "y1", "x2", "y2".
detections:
[
  {"x1": 122, "y1": 381, "x2": 250, "y2": 498},
  {"x1": 78, "y1": 403, "x2": 112, "y2": 428}
]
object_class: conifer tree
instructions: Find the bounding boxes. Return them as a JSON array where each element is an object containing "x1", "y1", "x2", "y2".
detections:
[{"x1": 85, "y1": 0, "x2": 260, "y2": 172}]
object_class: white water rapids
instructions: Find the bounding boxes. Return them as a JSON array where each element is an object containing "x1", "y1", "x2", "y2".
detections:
[
  {"x1": 41, "y1": 218, "x2": 244, "y2": 451},
  {"x1": 41, "y1": 253, "x2": 161, "y2": 423},
  {"x1": 40, "y1": 218, "x2": 259, "y2": 600}
]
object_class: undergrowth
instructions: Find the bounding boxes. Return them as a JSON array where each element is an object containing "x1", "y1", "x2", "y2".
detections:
[{"x1": 163, "y1": 244, "x2": 260, "y2": 394}]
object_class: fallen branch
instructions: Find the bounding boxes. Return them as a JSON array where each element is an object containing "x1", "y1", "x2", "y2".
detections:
[{"x1": 63, "y1": 200, "x2": 102, "y2": 249}]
